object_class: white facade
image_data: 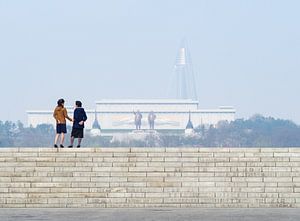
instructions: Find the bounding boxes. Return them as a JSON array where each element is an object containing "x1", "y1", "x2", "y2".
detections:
[{"x1": 27, "y1": 99, "x2": 236, "y2": 132}]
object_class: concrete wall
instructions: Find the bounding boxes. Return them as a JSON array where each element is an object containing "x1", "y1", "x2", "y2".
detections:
[{"x1": 0, "y1": 147, "x2": 300, "y2": 208}]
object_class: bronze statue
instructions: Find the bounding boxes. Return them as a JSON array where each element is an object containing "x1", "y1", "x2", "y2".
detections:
[
  {"x1": 148, "y1": 111, "x2": 156, "y2": 130},
  {"x1": 133, "y1": 110, "x2": 142, "y2": 130}
]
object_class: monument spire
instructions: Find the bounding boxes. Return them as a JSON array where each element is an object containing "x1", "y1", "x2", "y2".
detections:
[
  {"x1": 90, "y1": 110, "x2": 101, "y2": 137},
  {"x1": 169, "y1": 39, "x2": 198, "y2": 100},
  {"x1": 92, "y1": 110, "x2": 101, "y2": 129},
  {"x1": 185, "y1": 111, "x2": 194, "y2": 129},
  {"x1": 185, "y1": 111, "x2": 195, "y2": 135}
]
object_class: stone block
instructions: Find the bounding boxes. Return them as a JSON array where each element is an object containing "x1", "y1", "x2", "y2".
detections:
[
  {"x1": 68, "y1": 192, "x2": 108, "y2": 198},
  {"x1": 28, "y1": 193, "x2": 69, "y2": 198},
  {"x1": 165, "y1": 177, "x2": 198, "y2": 182},
  {"x1": 0, "y1": 183, "x2": 30, "y2": 188},
  {"x1": 51, "y1": 177, "x2": 90, "y2": 182},
  {"x1": 147, "y1": 172, "x2": 181, "y2": 177},
  {"x1": 148, "y1": 152, "x2": 173, "y2": 157},
  {"x1": 262, "y1": 167, "x2": 291, "y2": 172},
  {"x1": 109, "y1": 182, "x2": 146, "y2": 188},
  {"x1": 148, "y1": 157, "x2": 164, "y2": 162},
  {"x1": 54, "y1": 167, "x2": 92, "y2": 172},
  {"x1": 126, "y1": 187, "x2": 163, "y2": 193},
  {"x1": 208, "y1": 148, "x2": 231, "y2": 153},
  {"x1": 265, "y1": 187, "x2": 293, "y2": 193},
  {"x1": 264, "y1": 177, "x2": 292, "y2": 183},
  {"x1": 182, "y1": 153, "x2": 213, "y2": 158},
  {"x1": 232, "y1": 177, "x2": 263, "y2": 182},
  {"x1": 247, "y1": 182, "x2": 276, "y2": 187},
  {"x1": 247, "y1": 162, "x2": 275, "y2": 167},
  {"x1": 146, "y1": 192, "x2": 181, "y2": 198},
  {"x1": 214, "y1": 152, "x2": 244, "y2": 158},
  {"x1": 10, "y1": 187, "x2": 50, "y2": 193},
  {"x1": 164, "y1": 198, "x2": 198, "y2": 204},
  {"x1": 215, "y1": 182, "x2": 247, "y2": 187},
  {"x1": 110, "y1": 172, "x2": 146, "y2": 177},
  {"x1": 248, "y1": 193, "x2": 278, "y2": 198},
  {"x1": 147, "y1": 182, "x2": 181, "y2": 188},
  {"x1": 96, "y1": 148, "x2": 130, "y2": 153},
  {"x1": 0, "y1": 188, "x2": 9, "y2": 193},
  {"x1": 127, "y1": 177, "x2": 163, "y2": 182},
  {"x1": 200, "y1": 167, "x2": 230, "y2": 172},
  {"x1": 37, "y1": 162, "x2": 75, "y2": 167},
  {"x1": 162, "y1": 162, "x2": 182, "y2": 167},
  {"x1": 91, "y1": 177, "x2": 127, "y2": 182},
  {"x1": 231, "y1": 187, "x2": 264, "y2": 193},
  {"x1": 126, "y1": 198, "x2": 163, "y2": 204},
  {"x1": 124, "y1": 193, "x2": 145, "y2": 198},
  {"x1": 0, "y1": 157, "x2": 16, "y2": 162},
  {"x1": 245, "y1": 152, "x2": 273, "y2": 157},
  {"x1": 93, "y1": 167, "x2": 128, "y2": 172},
  {"x1": 31, "y1": 183, "x2": 71, "y2": 188},
  {"x1": 131, "y1": 148, "x2": 165, "y2": 153},
  {"x1": 290, "y1": 157, "x2": 300, "y2": 162},
  {"x1": 230, "y1": 148, "x2": 260, "y2": 153},
  {"x1": 113, "y1": 152, "x2": 148, "y2": 157},
  {"x1": 128, "y1": 157, "x2": 150, "y2": 162},
  {"x1": 199, "y1": 177, "x2": 231, "y2": 182},
  {"x1": 261, "y1": 148, "x2": 289, "y2": 153},
  {"x1": 128, "y1": 167, "x2": 164, "y2": 172},
  {"x1": 279, "y1": 193, "x2": 300, "y2": 198},
  {"x1": 11, "y1": 177, "x2": 52, "y2": 183},
  {"x1": 103, "y1": 157, "x2": 128, "y2": 163},
  {"x1": 199, "y1": 157, "x2": 229, "y2": 163},
  {"x1": 166, "y1": 147, "x2": 198, "y2": 152}
]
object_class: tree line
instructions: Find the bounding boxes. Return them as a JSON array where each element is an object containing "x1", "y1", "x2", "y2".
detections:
[{"x1": 1, "y1": 115, "x2": 300, "y2": 147}]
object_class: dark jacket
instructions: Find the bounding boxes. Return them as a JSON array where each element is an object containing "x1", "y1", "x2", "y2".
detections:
[{"x1": 73, "y1": 107, "x2": 87, "y2": 129}]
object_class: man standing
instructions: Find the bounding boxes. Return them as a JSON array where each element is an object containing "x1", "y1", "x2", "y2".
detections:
[
  {"x1": 148, "y1": 111, "x2": 156, "y2": 130},
  {"x1": 133, "y1": 110, "x2": 142, "y2": 130},
  {"x1": 68, "y1": 101, "x2": 87, "y2": 148}
]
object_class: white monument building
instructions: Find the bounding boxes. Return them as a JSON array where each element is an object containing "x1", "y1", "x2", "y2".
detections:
[
  {"x1": 27, "y1": 41, "x2": 236, "y2": 134},
  {"x1": 27, "y1": 100, "x2": 235, "y2": 133}
]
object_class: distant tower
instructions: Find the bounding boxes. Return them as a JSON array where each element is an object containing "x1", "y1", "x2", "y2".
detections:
[
  {"x1": 185, "y1": 111, "x2": 195, "y2": 135},
  {"x1": 168, "y1": 39, "x2": 198, "y2": 100},
  {"x1": 90, "y1": 111, "x2": 101, "y2": 137}
]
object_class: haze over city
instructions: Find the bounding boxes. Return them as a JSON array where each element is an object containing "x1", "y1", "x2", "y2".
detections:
[{"x1": 0, "y1": 0, "x2": 299, "y2": 123}]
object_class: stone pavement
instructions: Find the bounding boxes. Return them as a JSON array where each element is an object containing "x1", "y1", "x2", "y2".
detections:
[{"x1": 0, "y1": 208, "x2": 300, "y2": 221}]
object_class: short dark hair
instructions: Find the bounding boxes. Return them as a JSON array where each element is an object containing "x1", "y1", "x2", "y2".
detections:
[
  {"x1": 57, "y1": 99, "x2": 65, "y2": 107},
  {"x1": 76, "y1": 101, "x2": 82, "y2": 107}
]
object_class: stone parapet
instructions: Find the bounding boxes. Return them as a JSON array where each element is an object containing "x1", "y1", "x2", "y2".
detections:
[{"x1": 0, "y1": 147, "x2": 299, "y2": 208}]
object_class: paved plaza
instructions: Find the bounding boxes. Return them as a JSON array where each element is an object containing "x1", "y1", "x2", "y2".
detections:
[{"x1": 0, "y1": 208, "x2": 300, "y2": 221}]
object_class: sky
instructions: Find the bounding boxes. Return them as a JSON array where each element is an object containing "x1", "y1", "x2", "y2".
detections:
[{"x1": 0, "y1": 0, "x2": 299, "y2": 124}]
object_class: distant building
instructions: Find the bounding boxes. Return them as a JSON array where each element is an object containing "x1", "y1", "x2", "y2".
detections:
[
  {"x1": 27, "y1": 41, "x2": 236, "y2": 134},
  {"x1": 27, "y1": 99, "x2": 235, "y2": 134}
]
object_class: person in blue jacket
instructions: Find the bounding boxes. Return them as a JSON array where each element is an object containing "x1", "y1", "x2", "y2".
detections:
[{"x1": 68, "y1": 101, "x2": 87, "y2": 148}]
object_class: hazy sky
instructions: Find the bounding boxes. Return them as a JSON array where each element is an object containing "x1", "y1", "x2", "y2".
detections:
[{"x1": 0, "y1": 0, "x2": 299, "y2": 123}]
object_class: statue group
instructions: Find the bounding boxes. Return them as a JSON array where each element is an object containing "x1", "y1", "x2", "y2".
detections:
[{"x1": 133, "y1": 110, "x2": 156, "y2": 130}]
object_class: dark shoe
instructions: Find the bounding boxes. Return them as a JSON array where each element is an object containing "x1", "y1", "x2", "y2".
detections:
[
  {"x1": 54, "y1": 144, "x2": 58, "y2": 148},
  {"x1": 77, "y1": 145, "x2": 81, "y2": 148},
  {"x1": 60, "y1": 144, "x2": 64, "y2": 148},
  {"x1": 68, "y1": 145, "x2": 73, "y2": 148}
]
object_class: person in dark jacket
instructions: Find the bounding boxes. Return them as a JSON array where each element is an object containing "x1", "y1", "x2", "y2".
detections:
[{"x1": 68, "y1": 101, "x2": 87, "y2": 148}]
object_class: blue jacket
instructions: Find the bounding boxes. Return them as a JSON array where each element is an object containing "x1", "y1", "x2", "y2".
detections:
[{"x1": 73, "y1": 108, "x2": 87, "y2": 129}]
